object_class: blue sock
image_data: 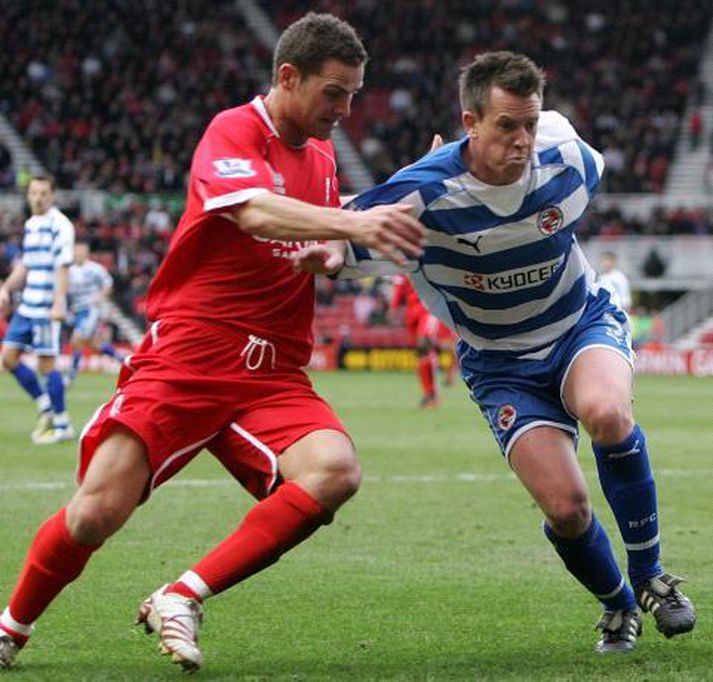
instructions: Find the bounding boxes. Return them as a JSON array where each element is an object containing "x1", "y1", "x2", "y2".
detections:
[
  {"x1": 71, "y1": 350, "x2": 82, "y2": 377},
  {"x1": 99, "y1": 342, "x2": 121, "y2": 360},
  {"x1": 544, "y1": 515, "x2": 636, "y2": 611},
  {"x1": 11, "y1": 362, "x2": 49, "y2": 408},
  {"x1": 44, "y1": 370, "x2": 67, "y2": 415},
  {"x1": 593, "y1": 424, "x2": 662, "y2": 587}
]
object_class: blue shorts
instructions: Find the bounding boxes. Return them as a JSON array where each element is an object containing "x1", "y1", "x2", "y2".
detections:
[
  {"x1": 72, "y1": 307, "x2": 101, "y2": 340},
  {"x1": 2, "y1": 312, "x2": 61, "y2": 356},
  {"x1": 460, "y1": 290, "x2": 633, "y2": 459}
]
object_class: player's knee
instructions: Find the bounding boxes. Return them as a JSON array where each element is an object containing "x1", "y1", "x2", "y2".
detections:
[
  {"x1": 578, "y1": 400, "x2": 633, "y2": 444},
  {"x1": 546, "y1": 493, "x2": 591, "y2": 538},
  {"x1": 65, "y1": 495, "x2": 130, "y2": 545},
  {"x1": 0, "y1": 350, "x2": 17, "y2": 371},
  {"x1": 322, "y1": 448, "x2": 362, "y2": 504}
]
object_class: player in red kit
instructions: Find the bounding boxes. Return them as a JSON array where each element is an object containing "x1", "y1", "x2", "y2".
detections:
[
  {"x1": 0, "y1": 13, "x2": 425, "y2": 673},
  {"x1": 391, "y1": 274, "x2": 456, "y2": 407}
]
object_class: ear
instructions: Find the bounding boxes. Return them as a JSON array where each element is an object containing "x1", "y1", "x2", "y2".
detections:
[
  {"x1": 462, "y1": 110, "x2": 479, "y2": 139},
  {"x1": 277, "y1": 63, "x2": 301, "y2": 91}
]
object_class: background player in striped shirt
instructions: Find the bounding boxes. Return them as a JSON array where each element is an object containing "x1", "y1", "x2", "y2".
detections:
[
  {"x1": 295, "y1": 51, "x2": 694, "y2": 653},
  {"x1": 0, "y1": 176, "x2": 74, "y2": 443},
  {"x1": 0, "y1": 13, "x2": 425, "y2": 672},
  {"x1": 66, "y1": 240, "x2": 125, "y2": 384}
]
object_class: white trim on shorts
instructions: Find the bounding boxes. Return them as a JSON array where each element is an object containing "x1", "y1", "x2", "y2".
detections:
[
  {"x1": 228, "y1": 422, "x2": 279, "y2": 495},
  {"x1": 504, "y1": 419, "x2": 578, "y2": 463},
  {"x1": 150, "y1": 432, "x2": 220, "y2": 493},
  {"x1": 559, "y1": 343, "x2": 634, "y2": 420}
]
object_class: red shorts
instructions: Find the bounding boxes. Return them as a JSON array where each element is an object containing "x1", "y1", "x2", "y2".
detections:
[
  {"x1": 79, "y1": 318, "x2": 347, "y2": 500},
  {"x1": 407, "y1": 310, "x2": 454, "y2": 346}
]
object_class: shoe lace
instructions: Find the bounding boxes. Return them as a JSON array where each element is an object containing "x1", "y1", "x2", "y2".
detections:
[{"x1": 647, "y1": 573, "x2": 688, "y2": 608}]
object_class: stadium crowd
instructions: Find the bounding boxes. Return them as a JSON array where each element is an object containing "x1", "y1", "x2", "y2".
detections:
[
  {"x1": 0, "y1": 0, "x2": 267, "y2": 193},
  {"x1": 1, "y1": 1, "x2": 713, "y2": 333},
  {"x1": 268, "y1": 0, "x2": 712, "y2": 192},
  {"x1": 1, "y1": 1, "x2": 711, "y2": 195}
]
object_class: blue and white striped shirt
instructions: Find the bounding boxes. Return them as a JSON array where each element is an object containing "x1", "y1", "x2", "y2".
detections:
[
  {"x1": 19, "y1": 207, "x2": 75, "y2": 319},
  {"x1": 343, "y1": 111, "x2": 605, "y2": 367},
  {"x1": 69, "y1": 260, "x2": 113, "y2": 313}
]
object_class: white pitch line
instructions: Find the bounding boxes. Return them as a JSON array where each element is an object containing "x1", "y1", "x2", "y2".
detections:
[{"x1": 1, "y1": 468, "x2": 711, "y2": 493}]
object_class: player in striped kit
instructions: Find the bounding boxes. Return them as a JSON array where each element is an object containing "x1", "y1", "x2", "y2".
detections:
[
  {"x1": 0, "y1": 176, "x2": 74, "y2": 444},
  {"x1": 66, "y1": 240, "x2": 124, "y2": 384},
  {"x1": 296, "y1": 51, "x2": 694, "y2": 653}
]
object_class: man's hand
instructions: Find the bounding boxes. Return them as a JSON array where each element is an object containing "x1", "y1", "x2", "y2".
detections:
[
  {"x1": 292, "y1": 242, "x2": 345, "y2": 275},
  {"x1": 345, "y1": 204, "x2": 426, "y2": 267}
]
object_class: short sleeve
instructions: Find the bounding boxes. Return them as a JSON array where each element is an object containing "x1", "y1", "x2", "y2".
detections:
[
  {"x1": 192, "y1": 113, "x2": 275, "y2": 213},
  {"x1": 53, "y1": 214, "x2": 75, "y2": 268}
]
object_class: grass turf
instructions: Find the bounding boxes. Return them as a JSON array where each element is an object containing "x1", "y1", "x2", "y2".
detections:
[{"x1": 0, "y1": 370, "x2": 711, "y2": 680}]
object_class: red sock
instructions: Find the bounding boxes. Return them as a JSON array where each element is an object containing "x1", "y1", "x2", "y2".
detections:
[
  {"x1": 168, "y1": 482, "x2": 330, "y2": 599},
  {"x1": 5, "y1": 508, "x2": 99, "y2": 627},
  {"x1": 417, "y1": 354, "x2": 436, "y2": 398}
]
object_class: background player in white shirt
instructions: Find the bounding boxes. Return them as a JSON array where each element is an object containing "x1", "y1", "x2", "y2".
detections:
[
  {"x1": 0, "y1": 176, "x2": 74, "y2": 443},
  {"x1": 598, "y1": 250, "x2": 632, "y2": 311},
  {"x1": 66, "y1": 240, "x2": 125, "y2": 384}
]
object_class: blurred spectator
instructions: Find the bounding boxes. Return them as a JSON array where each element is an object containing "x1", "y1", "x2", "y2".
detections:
[
  {"x1": 629, "y1": 307, "x2": 653, "y2": 348},
  {"x1": 353, "y1": 287, "x2": 376, "y2": 325},
  {"x1": 689, "y1": 110, "x2": 703, "y2": 150},
  {"x1": 597, "y1": 251, "x2": 632, "y2": 311},
  {"x1": 0, "y1": 140, "x2": 13, "y2": 188},
  {"x1": 1, "y1": 1, "x2": 709, "y2": 194},
  {"x1": 641, "y1": 247, "x2": 667, "y2": 278},
  {"x1": 0, "y1": 0, "x2": 266, "y2": 193},
  {"x1": 367, "y1": 290, "x2": 390, "y2": 326}
]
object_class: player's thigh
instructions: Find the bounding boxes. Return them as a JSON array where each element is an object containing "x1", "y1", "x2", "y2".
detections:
[
  {"x1": 509, "y1": 426, "x2": 590, "y2": 525},
  {"x1": 209, "y1": 385, "x2": 355, "y2": 508},
  {"x1": 468, "y1": 371, "x2": 576, "y2": 461},
  {"x1": 562, "y1": 346, "x2": 633, "y2": 419},
  {"x1": 1, "y1": 314, "x2": 31, "y2": 367}
]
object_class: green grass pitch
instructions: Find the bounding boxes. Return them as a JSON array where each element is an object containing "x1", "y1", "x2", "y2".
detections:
[{"x1": 0, "y1": 370, "x2": 711, "y2": 680}]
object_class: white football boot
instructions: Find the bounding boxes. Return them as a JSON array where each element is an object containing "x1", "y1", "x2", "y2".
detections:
[
  {"x1": 136, "y1": 584, "x2": 204, "y2": 672},
  {"x1": 0, "y1": 633, "x2": 20, "y2": 669}
]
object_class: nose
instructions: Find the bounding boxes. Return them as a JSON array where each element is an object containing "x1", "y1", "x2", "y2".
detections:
[
  {"x1": 335, "y1": 95, "x2": 352, "y2": 120},
  {"x1": 513, "y1": 129, "x2": 530, "y2": 151}
]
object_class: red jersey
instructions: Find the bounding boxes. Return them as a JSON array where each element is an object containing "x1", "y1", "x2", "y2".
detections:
[
  {"x1": 391, "y1": 274, "x2": 427, "y2": 323},
  {"x1": 147, "y1": 96, "x2": 340, "y2": 366}
]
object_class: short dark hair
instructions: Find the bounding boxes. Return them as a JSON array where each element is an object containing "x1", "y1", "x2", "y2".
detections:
[
  {"x1": 459, "y1": 51, "x2": 546, "y2": 115},
  {"x1": 28, "y1": 174, "x2": 57, "y2": 191},
  {"x1": 272, "y1": 12, "x2": 367, "y2": 84}
]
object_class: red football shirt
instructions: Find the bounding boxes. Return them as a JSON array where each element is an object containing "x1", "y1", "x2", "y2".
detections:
[
  {"x1": 391, "y1": 274, "x2": 427, "y2": 323},
  {"x1": 147, "y1": 96, "x2": 340, "y2": 366}
]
